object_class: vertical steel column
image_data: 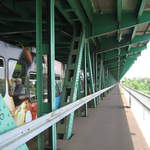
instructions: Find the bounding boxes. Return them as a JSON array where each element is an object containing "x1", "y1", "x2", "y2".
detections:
[
  {"x1": 97, "y1": 55, "x2": 103, "y2": 103},
  {"x1": 92, "y1": 51, "x2": 96, "y2": 90},
  {"x1": 105, "y1": 68, "x2": 109, "y2": 94},
  {"x1": 118, "y1": 49, "x2": 121, "y2": 81},
  {"x1": 36, "y1": 0, "x2": 44, "y2": 149},
  {"x1": 100, "y1": 58, "x2": 102, "y2": 89},
  {"x1": 87, "y1": 41, "x2": 96, "y2": 108},
  {"x1": 100, "y1": 54, "x2": 104, "y2": 90},
  {"x1": 84, "y1": 45, "x2": 88, "y2": 116},
  {"x1": 96, "y1": 54, "x2": 100, "y2": 104},
  {"x1": 48, "y1": 0, "x2": 57, "y2": 149},
  {"x1": 102, "y1": 66, "x2": 105, "y2": 88},
  {"x1": 101, "y1": 57, "x2": 105, "y2": 98},
  {"x1": 103, "y1": 66, "x2": 106, "y2": 96},
  {"x1": 95, "y1": 53, "x2": 98, "y2": 91},
  {"x1": 100, "y1": 58, "x2": 103, "y2": 90},
  {"x1": 95, "y1": 54, "x2": 99, "y2": 104},
  {"x1": 105, "y1": 68, "x2": 108, "y2": 87}
]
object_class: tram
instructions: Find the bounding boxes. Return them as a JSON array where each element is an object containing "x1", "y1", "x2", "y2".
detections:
[{"x1": 0, "y1": 41, "x2": 63, "y2": 126}]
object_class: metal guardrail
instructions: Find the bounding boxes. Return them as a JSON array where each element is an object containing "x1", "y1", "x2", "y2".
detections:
[
  {"x1": 0, "y1": 85, "x2": 115, "y2": 150},
  {"x1": 122, "y1": 85, "x2": 150, "y2": 111}
]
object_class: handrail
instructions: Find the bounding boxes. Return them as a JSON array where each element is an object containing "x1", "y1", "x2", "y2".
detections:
[
  {"x1": 121, "y1": 85, "x2": 150, "y2": 111},
  {"x1": 124, "y1": 85, "x2": 150, "y2": 98},
  {"x1": 0, "y1": 84, "x2": 115, "y2": 150}
]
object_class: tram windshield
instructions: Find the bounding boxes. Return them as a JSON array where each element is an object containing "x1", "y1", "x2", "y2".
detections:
[
  {"x1": 28, "y1": 72, "x2": 36, "y2": 99},
  {"x1": 8, "y1": 59, "x2": 29, "y2": 105},
  {"x1": 0, "y1": 58, "x2": 5, "y2": 97},
  {"x1": 7, "y1": 55, "x2": 62, "y2": 105}
]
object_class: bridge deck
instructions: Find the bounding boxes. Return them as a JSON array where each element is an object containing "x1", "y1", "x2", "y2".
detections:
[{"x1": 58, "y1": 86, "x2": 149, "y2": 150}]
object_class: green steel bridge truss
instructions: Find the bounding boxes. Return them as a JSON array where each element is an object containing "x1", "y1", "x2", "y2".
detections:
[{"x1": 0, "y1": 0, "x2": 150, "y2": 150}]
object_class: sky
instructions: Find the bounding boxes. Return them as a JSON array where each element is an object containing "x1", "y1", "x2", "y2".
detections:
[{"x1": 124, "y1": 42, "x2": 150, "y2": 79}]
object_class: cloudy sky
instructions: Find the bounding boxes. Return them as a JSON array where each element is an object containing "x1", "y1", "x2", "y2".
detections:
[{"x1": 124, "y1": 42, "x2": 150, "y2": 79}]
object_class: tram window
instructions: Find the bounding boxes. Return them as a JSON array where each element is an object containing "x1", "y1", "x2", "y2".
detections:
[
  {"x1": 29, "y1": 73, "x2": 36, "y2": 80},
  {"x1": 27, "y1": 72, "x2": 36, "y2": 101},
  {"x1": 28, "y1": 72, "x2": 61, "y2": 99},
  {"x1": 0, "y1": 58, "x2": 5, "y2": 97},
  {"x1": 55, "y1": 81, "x2": 60, "y2": 97},
  {"x1": 0, "y1": 59, "x2": 4, "y2": 66},
  {"x1": 27, "y1": 72, "x2": 48, "y2": 102},
  {"x1": 8, "y1": 59, "x2": 28, "y2": 98}
]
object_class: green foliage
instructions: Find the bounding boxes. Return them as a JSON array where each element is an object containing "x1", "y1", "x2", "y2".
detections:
[{"x1": 122, "y1": 77, "x2": 150, "y2": 95}]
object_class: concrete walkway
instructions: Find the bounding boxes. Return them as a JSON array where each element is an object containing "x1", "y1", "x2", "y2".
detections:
[{"x1": 58, "y1": 86, "x2": 149, "y2": 150}]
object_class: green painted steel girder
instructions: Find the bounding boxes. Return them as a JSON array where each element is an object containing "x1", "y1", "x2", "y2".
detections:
[
  {"x1": 120, "y1": 62, "x2": 135, "y2": 78},
  {"x1": 104, "y1": 46, "x2": 146, "y2": 57},
  {"x1": 36, "y1": 0, "x2": 44, "y2": 149},
  {"x1": 128, "y1": 45, "x2": 146, "y2": 53},
  {"x1": 67, "y1": 0, "x2": 89, "y2": 26},
  {"x1": 104, "y1": 57, "x2": 126, "y2": 66},
  {"x1": 55, "y1": 1, "x2": 74, "y2": 25},
  {"x1": 0, "y1": 14, "x2": 68, "y2": 28},
  {"x1": 117, "y1": 0, "x2": 122, "y2": 23},
  {"x1": 80, "y1": 0, "x2": 93, "y2": 22},
  {"x1": 87, "y1": 41, "x2": 96, "y2": 108},
  {"x1": 104, "y1": 52, "x2": 140, "y2": 64},
  {"x1": 48, "y1": 0, "x2": 57, "y2": 149},
  {"x1": 97, "y1": 34, "x2": 150, "y2": 53},
  {"x1": 0, "y1": 15, "x2": 36, "y2": 23},
  {"x1": 104, "y1": 51, "x2": 141, "y2": 61},
  {"x1": 103, "y1": 46, "x2": 146, "y2": 61},
  {"x1": 59, "y1": 32, "x2": 85, "y2": 140},
  {"x1": 124, "y1": 53, "x2": 141, "y2": 61},
  {"x1": 96, "y1": 55, "x2": 103, "y2": 104},
  {"x1": 131, "y1": 27, "x2": 137, "y2": 41},
  {"x1": 91, "y1": 11, "x2": 150, "y2": 38},
  {"x1": 1, "y1": 0, "x2": 30, "y2": 18},
  {"x1": 109, "y1": 65, "x2": 124, "y2": 71},
  {"x1": 104, "y1": 53, "x2": 140, "y2": 68},
  {"x1": 137, "y1": 0, "x2": 147, "y2": 19},
  {"x1": 83, "y1": 43, "x2": 88, "y2": 116},
  {"x1": 36, "y1": 0, "x2": 57, "y2": 149},
  {"x1": 106, "y1": 61, "x2": 125, "y2": 68},
  {"x1": 133, "y1": 34, "x2": 150, "y2": 43},
  {"x1": 0, "y1": 26, "x2": 68, "y2": 36},
  {"x1": 117, "y1": 0, "x2": 122, "y2": 42},
  {"x1": 120, "y1": 54, "x2": 140, "y2": 77},
  {"x1": 128, "y1": 0, "x2": 147, "y2": 50}
]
